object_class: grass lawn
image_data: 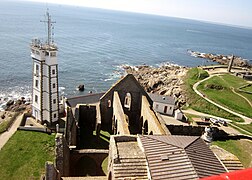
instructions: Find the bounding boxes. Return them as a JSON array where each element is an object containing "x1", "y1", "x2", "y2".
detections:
[
  {"x1": 102, "y1": 157, "x2": 108, "y2": 175},
  {"x1": 0, "y1": 112, "x2": 19, "y2": 134},
  {"x1": 221, "y1": 74, "x2": 249, "y2": 89},
  {"x1": 197, "y1": 74, "x2": 252, "y2": 118},
  {"x1": 0, "y1": 130, "x2": 55, "y2": 179},
  {"x1": 0, "y1": 120, "x2": 10, "y2": 134},
  {"x1": 238, "y1": 91, "x2": 252, "y2": 105},
  {"x1": 212, "y1": 139, "x2": 252, "y2": 168},
  {"x1": 183, "y1": 68, "x2": 242, "y2": 122}
]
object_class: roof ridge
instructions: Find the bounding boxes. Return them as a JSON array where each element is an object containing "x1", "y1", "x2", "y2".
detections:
[
  {"x1": 143, "y1": 135, "x2": 199, "y2": 149},
  {"x1": 184, "y1": 136, "x2": 200, "y2": 149},
  {"x1": 100, "y1": 73, "x2": 152, "y2": 103},
  {"x1": 140, "y1": 135, "x2": 184, "y2": 149}
]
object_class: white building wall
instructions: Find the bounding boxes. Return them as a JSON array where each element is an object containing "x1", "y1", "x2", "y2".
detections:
[
  {"x1": 43, "y1": 65, "x2": 49, "y2": 76},
  {"x1": 174, "y1": 110, "x2": 183, "y2": 120},
  {"x1": 32, "y1": 107, "x2": 41, "y2": 120},
  {"x1": 43, "y1": 77, "x2": 49, "y2": 92},
  {"x1": 51, "y1": 78, "x2": 57, "y2": 93},
  {"x1": 153, "y1": 102, "x2": 174, "y2": 115},
  {"x1": 42, "y1": 92, "x2": 49, "y2": 111},
  {"x1": 43, "y1": 110, "x2": 50, "y2": 122},
  {"x1": 51, "y1": 93, "x2": 58, "y2": 112},
  {"x1": 45, "y1": 52, "x2": 57, "y2": 65},
  {"x1": 32, "y1": 91, "x2": 40, "y2": 110}
]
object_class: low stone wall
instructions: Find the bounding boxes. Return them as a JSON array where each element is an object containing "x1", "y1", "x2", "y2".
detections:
[
  {"x1": 19, "y1": 112, "x2": 31, "y2": 126},
  {"x1": 17, "y1": 126, "x2": 51, "y2": 134},
  {"x1": 55, "y1": 133, "x2": 70, "y2": 177},
  {"x1": 44, "y1": 161, "x2": 60, "y2": 180},
  {"x1": 166, "y1": 125, "x2": 228, "y2": 140}
]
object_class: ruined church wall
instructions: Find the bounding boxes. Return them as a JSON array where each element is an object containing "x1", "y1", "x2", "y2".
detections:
[
  {"x1": 65, "y1": 107, "x2": 77, "y2": 146},
  {"x1": 55, "y1": 133, "x2": 70, "y2": 177},
  {"x1": 100, "y1": 75, "x2": 151, "y2": 131},
  {"x1": 112, "y1": 91, "x2": 130, "y2": 135},
  {"x1": 141, "y1": 96, "x2": 165, "y2": 135}
]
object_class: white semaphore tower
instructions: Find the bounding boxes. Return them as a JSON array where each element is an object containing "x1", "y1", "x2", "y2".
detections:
[{"x1": 31, "y1": 11, "x2": 59, "y2": 125}]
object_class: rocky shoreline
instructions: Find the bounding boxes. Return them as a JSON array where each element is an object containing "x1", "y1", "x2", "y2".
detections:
[
  {"x1": 188, "y1": 50, "x2": 251, "y2": 67},
  {"x1": 122, "y1": 63, "x2": 188, "y2": 107}
]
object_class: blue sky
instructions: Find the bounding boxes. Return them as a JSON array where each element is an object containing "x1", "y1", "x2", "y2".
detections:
[{"x1": 25, "y1": 0, "x2": 252, "y2": 28}]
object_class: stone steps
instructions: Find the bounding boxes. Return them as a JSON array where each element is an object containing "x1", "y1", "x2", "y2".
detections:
[{"x1": 114, "y1": 157, "x2": 148, "y2": 179}]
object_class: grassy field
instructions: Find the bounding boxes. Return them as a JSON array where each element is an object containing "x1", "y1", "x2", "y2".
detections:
[
  {"x1": 212, "y1": 139, "x2": 252, "y2": 168},
  {"x1": 0, "y1": 131, "x2": 55, "y2": 179},
  {"x1": 0, "y1": 112, "x2": 19, "y2": 134},
  {"x1": 197, "y1": 74, "x2": 252, "y2": 118},
  {"x1": 183, "y1": 68, "x2": 242, "y2": 122}
]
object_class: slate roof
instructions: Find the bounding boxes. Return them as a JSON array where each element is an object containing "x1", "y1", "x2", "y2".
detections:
[
  {"x1": 148, "y1": 93, "x2": 175, "y2": 105},
  {"x1": 66, "y1": 92, "x2": 105, "y2": 107},
  {"x1": 139, "y1": 135, "x2": 226, "y2": 180}
]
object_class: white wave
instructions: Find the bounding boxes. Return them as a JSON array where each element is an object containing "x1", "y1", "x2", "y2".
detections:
[
  {"x1": 156, "y1": 61, "x2": 180, "y2": 68},
  {"x1": 186, "y1": 29, "x2": 203, "y2": 33},
  {"x1": 59, "y1": 87, "x2": 65, "y2": 91},
  {"x1": 0, "y1": 86, "x2": 32, "y2": 111}
]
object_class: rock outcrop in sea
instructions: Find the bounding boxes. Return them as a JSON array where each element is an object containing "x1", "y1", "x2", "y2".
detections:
[
  {"x1": 122, "y1": 63, "x2": 188, "y2": 107},
  {"x1": 188, "y1": 50, "x2": 251, "y2": 67}
]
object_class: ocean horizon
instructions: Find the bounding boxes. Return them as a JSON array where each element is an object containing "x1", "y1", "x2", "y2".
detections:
[{"x1": 0, "y1": 1, "x2": 252, "y2": 110}]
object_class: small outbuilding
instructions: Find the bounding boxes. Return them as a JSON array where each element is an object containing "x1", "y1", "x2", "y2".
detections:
[
  {"x1": 174, "y1": 109, "x2": 183, "y2": 120},
  {"x1": 148, "y1": 93, "x2": 175, "y2": 115}
]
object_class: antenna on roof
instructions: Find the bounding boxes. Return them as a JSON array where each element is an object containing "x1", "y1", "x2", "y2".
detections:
[{"x1": 40, "y1": 9, "x2": 56, "y2": 45}]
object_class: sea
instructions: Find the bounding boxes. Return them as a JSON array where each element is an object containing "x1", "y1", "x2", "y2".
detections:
[{"x1": 1, "y1": 1, "x2": 252, "y2": 110}]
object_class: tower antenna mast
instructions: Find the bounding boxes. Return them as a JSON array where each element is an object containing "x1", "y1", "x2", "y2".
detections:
[{"x1": 40, "y1": 9, "x2": 56, "y2": 46}]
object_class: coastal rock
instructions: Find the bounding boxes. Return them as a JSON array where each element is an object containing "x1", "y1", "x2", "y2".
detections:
[
  {"x1": 5, "y1": 97, "x2": 31, "y2": 112},
  {"x1": 188, "y1": 50, "x2": 251, "y2": 67},
  {"x1": 78, "y1": 84, "x2": 85, "y2": 91},
  {"x1": 123, "y1": 63, "x2": 188, "y2": 107},
  {"x1": 6, "y1": 100, "x2": 14, "y2": 107}
]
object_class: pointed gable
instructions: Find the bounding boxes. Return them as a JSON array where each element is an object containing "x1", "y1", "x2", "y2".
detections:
[{"x1": 100, "y1": 74, "x2": 152, "y2": 104}]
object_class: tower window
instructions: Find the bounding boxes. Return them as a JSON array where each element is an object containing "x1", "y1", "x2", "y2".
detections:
[
  {"x1": 35, "y1": 65, "x2": 39, "y2": 76},
  {"x1": 53, "y1": 83, "x2": 56, "y2": 88},
  {"x1": 52, "y1": 69, "x2": 55, "y2": 75},
  {"x1": 54, "y1": 113, "x2": 56, "y2": 118},
  {"x1": 53, "y1": 99, "x2": 56, "y2": 104},
  {"x1": 35, "y1": 80, "x2": 38, "y2": 88},
  {"x1": 35, "y1": 95, "x2": 38, "y2": 103}
]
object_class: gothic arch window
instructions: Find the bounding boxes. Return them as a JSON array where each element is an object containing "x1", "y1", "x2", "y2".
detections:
[
  {"x1": 143, "y1": 120, "x2": 148, "y2": 135},
  {"x1": 108, "y1": 100, "x2": 111, "y2": 107},
  {"x1": 124, "y1": 92, "x2": 131, "y2": 109}
]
